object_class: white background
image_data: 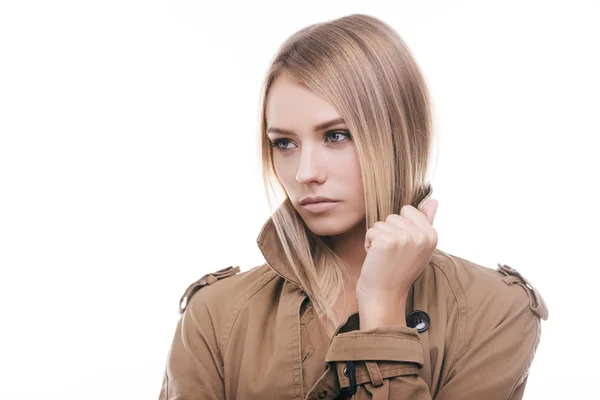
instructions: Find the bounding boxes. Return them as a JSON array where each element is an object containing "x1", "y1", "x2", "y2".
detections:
[{"x1": 1, "y1": 1, "x2": 598, "y2": 399}]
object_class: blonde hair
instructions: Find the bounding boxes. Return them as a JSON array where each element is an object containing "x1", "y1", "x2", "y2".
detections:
[{"x1": 257, "y1": 13, "x2": 435, "y2": 328}]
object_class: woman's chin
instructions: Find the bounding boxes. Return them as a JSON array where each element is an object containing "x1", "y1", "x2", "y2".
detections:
[
  {"x1": 303, "y1": 216, "x2": 361, "y2": 237},
  {"x1": 306, "y1": 224, "x2": 344, "y2": 237}
]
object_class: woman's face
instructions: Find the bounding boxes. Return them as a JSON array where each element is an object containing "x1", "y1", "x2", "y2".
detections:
[{"x1": 265, "y1": 74, "x2": 366, "y2": 237}]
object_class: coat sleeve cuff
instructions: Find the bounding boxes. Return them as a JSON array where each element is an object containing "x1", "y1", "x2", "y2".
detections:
[
  {"x1": 324, "y1": 324, "x2": 424, "y2": 390},
  {"x1": 324, "y1": 324, "x2": 424, "y2": 365}
]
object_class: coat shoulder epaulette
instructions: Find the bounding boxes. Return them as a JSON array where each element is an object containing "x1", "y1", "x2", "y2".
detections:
[
  {"x1": 178, "y1": 265, "x2": 241, "y2": 314},
  {"x1": 496, "y1": 263, "x2": 549, "y2": 320}
]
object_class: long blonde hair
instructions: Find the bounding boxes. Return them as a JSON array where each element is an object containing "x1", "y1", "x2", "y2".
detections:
[{"x1": 257, "y1": 13, "x2": 435, "y2": 328}]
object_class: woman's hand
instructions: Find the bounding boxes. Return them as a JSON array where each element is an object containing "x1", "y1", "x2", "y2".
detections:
[{"x1": 356, "y1": 199, "x2": 439, "y2": 327}]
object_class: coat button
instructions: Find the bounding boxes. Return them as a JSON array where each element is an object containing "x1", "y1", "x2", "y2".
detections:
[
  {"x1": 406, "y1": 310, "x2": 430, "y2": 333},
  {"x1": 318, "y1": 390, "x2": 328, "y2": 399}
]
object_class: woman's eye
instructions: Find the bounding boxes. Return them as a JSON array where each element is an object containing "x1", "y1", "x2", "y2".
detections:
[
  {"x1": 325, "y1": 130, "x2": 351, "y2": 143},
  {"x1": 270, "y1": 131, "x2": 351, "y2": 151},
  {"x1": 270, "y1": 138, "x2": 296, "y2": 151}
]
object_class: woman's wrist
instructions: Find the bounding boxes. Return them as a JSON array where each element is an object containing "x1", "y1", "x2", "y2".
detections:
[{"x1": 358, "y1": 296, "x2": 408, "y2": 330}]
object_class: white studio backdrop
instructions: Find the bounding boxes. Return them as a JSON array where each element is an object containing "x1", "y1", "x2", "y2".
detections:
[{"x1": 0, "y1": 1, "x2": 598, "y2": 399}]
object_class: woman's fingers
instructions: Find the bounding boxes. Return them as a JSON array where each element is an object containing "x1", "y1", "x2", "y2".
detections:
[
  {"x1": 400, "y1": 201, "x2": 437, "y2": 229},
  {"x1": 365, "y1": 200, "x2": 438, "y2": 251}
]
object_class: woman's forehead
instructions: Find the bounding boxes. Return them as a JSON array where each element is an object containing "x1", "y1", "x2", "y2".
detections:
[{"x1": 266, "y1": 78, "x2": 343, "y2": 133}]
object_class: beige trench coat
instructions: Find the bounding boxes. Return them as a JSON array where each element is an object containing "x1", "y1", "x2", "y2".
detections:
[{"x1": 158, "y1": 215, "x2": 549, "y2": 399}]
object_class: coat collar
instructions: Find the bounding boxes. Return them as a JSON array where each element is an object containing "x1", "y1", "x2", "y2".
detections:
[
  {"x1": 256, "y1": 209, "x2": 426, "y2": 309},
  {"x1": 256, "y1": 212, "x2": 302, "y2": 288},
  {"x1": 256, "y1": 209, "x2": 421, "y2": 325}
]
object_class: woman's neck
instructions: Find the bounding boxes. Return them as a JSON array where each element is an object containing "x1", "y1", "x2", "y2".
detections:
[{"x1": 327, "y1": 222, "x2": 367, "y2": 286}]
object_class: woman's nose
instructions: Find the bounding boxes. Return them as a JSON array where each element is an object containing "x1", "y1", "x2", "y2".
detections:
[{"x1": 295, "y1": 145, "x2": 326, "y2": 185}]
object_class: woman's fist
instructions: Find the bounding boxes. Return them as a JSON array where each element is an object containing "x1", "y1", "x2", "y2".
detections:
[{"x1": 356, "y1": 199, "x2": 439, "y2": 304}]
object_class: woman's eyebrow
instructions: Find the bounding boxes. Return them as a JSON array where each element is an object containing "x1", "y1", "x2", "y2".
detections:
[{"x1": 267, "y1": 118, "x2": 346, "y2": 136}]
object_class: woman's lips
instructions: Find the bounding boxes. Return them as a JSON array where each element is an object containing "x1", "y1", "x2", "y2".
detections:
[{"x1": 301, "y1": 201, "x2": 340, "y2": 213}]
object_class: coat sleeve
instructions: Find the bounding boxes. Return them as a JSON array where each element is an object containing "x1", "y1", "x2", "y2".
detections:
[
  {"x1": 325, "y1": 291, "x2": 544, "y2": 399},
  {"x1": 158, "y1": 290, "x2": 225, "y2": 400}
]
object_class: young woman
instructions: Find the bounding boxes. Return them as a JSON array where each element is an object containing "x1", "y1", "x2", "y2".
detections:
[{"x1": 158, "y1": 13, "x2": 548, "y2": 400}]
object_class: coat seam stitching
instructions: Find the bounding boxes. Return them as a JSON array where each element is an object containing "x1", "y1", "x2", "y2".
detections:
[
  {"x1": 509, "y1": 314, "x2": 541, "y2": 398},
  {"x1": 429, "y1": 256, "x2": 467, "y2": 373},
  {"x1": 218, "y1": 267, "x2": 279, "y2": 360},
  {"x1": 334, "y1": 334, "x2": 420, "y2": 342},
  {"x1": 353, "y1": 365, "x2": 418, "y2": 381}
]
